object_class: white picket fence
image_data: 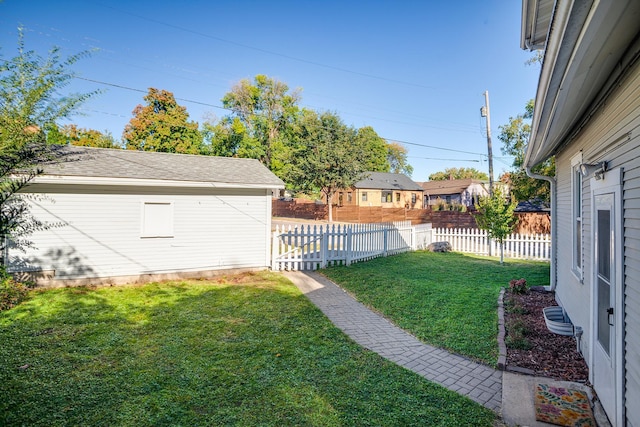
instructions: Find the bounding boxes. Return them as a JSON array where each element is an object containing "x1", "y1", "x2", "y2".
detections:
[
  {"x1": 271, "y1": 223, "x2": 550, "y2": 271},
  {"x1": 432, "y1": 227, "x2": 551, "y2": 261},
  {"x1": 272, "y1": 221, "x2": 432, "y2": 271}
]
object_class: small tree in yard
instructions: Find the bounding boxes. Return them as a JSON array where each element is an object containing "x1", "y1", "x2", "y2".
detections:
[
  {"x1": 474, "y1": 186, "x2": 517, "y2": 264},
  {"x1": 1, "y1": 29, "x2": 96, "y2": 269}
]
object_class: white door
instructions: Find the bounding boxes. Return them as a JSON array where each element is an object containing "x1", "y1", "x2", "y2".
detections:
[{"x1": 591, "y1": 169, "x2": 623, "y2": 426}]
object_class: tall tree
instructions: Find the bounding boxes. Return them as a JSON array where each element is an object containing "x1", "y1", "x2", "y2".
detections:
[
  {"x1": 1, "y1": 29, "x2": 96, "y2": 264},
  {"x1": 429, "y1": 167, "x2": 488, "y2": 181},
  {"x1": 201, "y1": 116, "x2": 245, "y2": 157},
  {"x1": 48, "y1": 124, "x2": 121, "y2": 148},
  {"x1": 386, "y1": 142, "x2": 413, "y2": 176},
  {"x1": 356, "y1": 126, "x2": 389, "y2": 172},
  {"x1": 290, "y1": 110, "x2": 370, "y2": 222},
  {"x1": 123, "y1": 88, "x2": 203, "y2": 154},
  {"x1": 474, "y1": 186, "x2": 517, "y2": 264},
  {"x1": 498, "y1": 99, "x2": 554, "y2": 203},
  {"x1": 220, "y1": 74, "x2": 301, "y2": 173}
]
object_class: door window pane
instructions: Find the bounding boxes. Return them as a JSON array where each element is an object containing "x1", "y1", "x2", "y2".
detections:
[
  {"x1": 596, "y1": 208, "x2": 611, "y2": 355},
  {"x1": 598, "y1": 210, "x2": 610, "y2": 280}
]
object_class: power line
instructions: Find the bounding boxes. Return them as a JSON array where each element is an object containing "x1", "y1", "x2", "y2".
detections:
[
  {"x1": 75, "y1": 76, "x2": 228, "y2": 110},
  {"x1": 12, "y1": 23, "x2": 483, "y2": 136},
  {"x1": 409, "y1": 157, "x2": 480, "y2": 162},
  {"x1": 93, "y1": 2, "x2": 439, "y2": 91},
  {"x1": 74, "y1": 75, "x2": 489, "y2": 156},
  {"x1": 384, "y1": 138, "x2": 486, "y2": 156}
]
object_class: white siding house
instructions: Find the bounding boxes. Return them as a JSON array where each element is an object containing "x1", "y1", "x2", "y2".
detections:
[
  {"x1": 522, "y1": 1, "x2": 640, "y2": 425},
  {"x1": 8, "y1": 146, "x2": 284, "y2": 286},
  {"x1": 418, "y1": 179, "x2": 489, "y2": 207}
]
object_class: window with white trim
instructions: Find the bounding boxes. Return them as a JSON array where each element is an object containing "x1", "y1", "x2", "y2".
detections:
[
  {"x1": 571, "y1": 153, "x2": 583, "y2": 278},
  {"x1": 141, "y1": 201, "x2": 174, "y2": 238}
]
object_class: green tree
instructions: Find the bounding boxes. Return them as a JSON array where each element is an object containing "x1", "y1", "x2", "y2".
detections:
[
  {"x1": 356, "y1": 126, "x2": 389, "y2": 172},
  {"x1": 1, "y1": 29, "x2": 96, "y2": 264},
  {"x1": 498, "y1": 99, "x2": 554, "y2": 203},
  {"x1": 220, "y1": 74, "x2": 301, "y2": 173},
  {"x1": 474, "y1": 186, "x2": 517, "y2": 264},
  {"x1": 201, "y1": 116, "x2": 245, "y2": 157},
  {"x1": 123, "y1": 88, "x2": 203, "y2": 154},
  {"x1": 386, "y1": 142, "x2": 413, "y2": 175},
  {"x1": 48, "y1": 124, "x2": 121, "y2": 148},
  {"x1": 429, "y1": 167, "x2": 488, "y2": 181},
  {"x1": 290, "y1": 110, "x2": 370, "y2": 222}
]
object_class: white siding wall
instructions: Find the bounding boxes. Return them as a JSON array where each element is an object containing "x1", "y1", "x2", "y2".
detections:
[
  {"x1": 554, "y1": 60, "x2": 640, "y2": 426},
  {"x1": 9, "y1": 184, "x2": 271, "y2": 281}
]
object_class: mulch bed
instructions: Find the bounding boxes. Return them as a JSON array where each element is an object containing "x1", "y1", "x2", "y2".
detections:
[{"x1": 504, "y1": 288, "x2": 590, "y2": 382}]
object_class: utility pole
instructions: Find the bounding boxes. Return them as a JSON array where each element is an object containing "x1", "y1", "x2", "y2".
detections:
[{"x1": 480, "y1": 90, "x2": 494, "y2": 195}]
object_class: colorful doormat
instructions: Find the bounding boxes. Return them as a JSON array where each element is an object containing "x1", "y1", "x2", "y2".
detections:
[{"x1": 534, "y1": 383, "x2": 595, "y2": 427}]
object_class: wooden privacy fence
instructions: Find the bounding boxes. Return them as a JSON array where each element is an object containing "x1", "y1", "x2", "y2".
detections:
[
  {"x1": 272, "y1": 221, "x2": 433, "y2": 271},
  {"x1": 433, "y1": 228, "x2": 551, "y2": 261}
]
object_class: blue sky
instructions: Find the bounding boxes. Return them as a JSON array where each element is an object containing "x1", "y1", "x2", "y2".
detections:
[{"x1": 1, "y1": 0, "x2": 539, "y2": 182}]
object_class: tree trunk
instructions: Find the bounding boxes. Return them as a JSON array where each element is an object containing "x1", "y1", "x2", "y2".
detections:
[{"x1": 325, "y1": 189, "x2": 334, "y2": 223}]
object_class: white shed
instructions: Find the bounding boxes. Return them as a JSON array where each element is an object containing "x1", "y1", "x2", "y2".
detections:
[{"x1": 8, "y1": 146, "x2": 284, "y2": 286}]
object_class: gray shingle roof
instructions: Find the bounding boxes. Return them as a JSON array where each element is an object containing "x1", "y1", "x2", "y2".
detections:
[
  {"x1": 41, "y1": 146, "x2": 284, "y2": 187},
  {"x1": 418, "y1": 179, "x2": 485, "y2": 195},
  {"x1": 354, "y1": 172, "x2": 423, "y2": 191}
]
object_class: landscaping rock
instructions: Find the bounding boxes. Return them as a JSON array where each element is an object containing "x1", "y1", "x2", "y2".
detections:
[{"x1": 427, "y1": 241, "x2": 452, "y2": 252}]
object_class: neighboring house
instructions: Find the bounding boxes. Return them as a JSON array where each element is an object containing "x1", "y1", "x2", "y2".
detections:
[
  {"x1": 418, "y1": 179, "x2": 488, "y2": 207},
  {"x1": 522, "y1": 1, "x2": 640, "y2": 425},
  {"x1": 8, "y1": 146, "x2": 284, "y2": 286},
  {"x1": 331, "y1": 172, "x2": 424, "y2": 209}
]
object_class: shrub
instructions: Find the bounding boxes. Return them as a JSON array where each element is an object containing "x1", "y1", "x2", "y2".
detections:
[
  {"x1": 509, "y1": 278, "x2": 528, "y2": 294},
  {"x1": 0, "y1": 268, "x2": 30, "y2": 311},
  {"x1": 433, "y1": 198, "x2": 447, "y2": 211},
  {"x1": 504, "y1": 297, "x2": 529, "y2": 315},
  {"x1": 451, "y1": 202, "x2": 467, "y2": 212},
  {"x1": 505, "y1": 318, "x2": 532, "y2": 350}
]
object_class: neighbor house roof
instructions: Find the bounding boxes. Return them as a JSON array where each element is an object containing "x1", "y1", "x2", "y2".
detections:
[
  {"x1": 522, "y1": 0, "x2": 640, "y2": 168},
  {"x1": 353, "y1": 172, "x2": 423, "y2": 191},
  {"x1": 515, "y1": 200, "x2": 550, "y2": 213},
  {"x1": 35, "y1": 146, "x2": 285, "y2": 188},
  {"x1": 418, "y1": 179, "x2": 486, "y2": 196}
]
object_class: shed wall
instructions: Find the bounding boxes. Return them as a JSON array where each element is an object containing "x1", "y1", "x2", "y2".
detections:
[{"x1": 9, "y1": 184, "x2": 272, "y2": 282}]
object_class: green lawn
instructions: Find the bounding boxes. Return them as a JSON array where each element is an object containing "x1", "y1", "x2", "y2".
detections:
[
  {"x1": 322, "y1": 251, "x2": 550, "y2": 365},
  {"x1": 0, "y1": 271, "x2": 495, "y2": 426}
]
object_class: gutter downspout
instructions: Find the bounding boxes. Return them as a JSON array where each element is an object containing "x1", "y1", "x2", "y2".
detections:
[{"x1": 525, "y1": 167, "x2": 557, "y2": 291}]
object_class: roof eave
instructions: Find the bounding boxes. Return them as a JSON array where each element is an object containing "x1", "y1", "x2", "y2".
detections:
[
  {"x1": 521, "y1": 0, "x2": 555, "y2": 50},
  {"x1": 525, "y1": 0, "x2": 640, "y2": 168},
  {"x1": 30, "y1": 175, "x2": 285, "y2": 189}
]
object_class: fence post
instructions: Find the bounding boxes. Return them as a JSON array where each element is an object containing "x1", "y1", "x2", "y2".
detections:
[
  {"x1": 383, "y1": 227, "x2": 388, "y2": 257},
  {"x1": 345, "y1": 226, "x2": 353, "y2": 266},
  {"x1": 411, "y1": 226, "x2": 416, "y2": 250},
  {"x1": 271, "y1": 226, "x2": 279, "y2": 270},
  {"x1": 318, "y1": 226, "x2": 325, "y2": 268}
]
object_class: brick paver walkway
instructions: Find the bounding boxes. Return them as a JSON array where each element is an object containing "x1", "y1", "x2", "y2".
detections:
[{"x1": 284, "y1": 271, "x2": 503, "y2": 412}]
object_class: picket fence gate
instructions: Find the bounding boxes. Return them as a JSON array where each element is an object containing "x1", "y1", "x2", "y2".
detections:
[
  {"x1": 432, "y1": 227, "x2": 551, "y2": 261},
  {"x1": 271, "y1": 221, "x2": 433, "y2": 271}
]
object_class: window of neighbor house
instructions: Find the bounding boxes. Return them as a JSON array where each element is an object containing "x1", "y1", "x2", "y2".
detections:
[
  {"x1": 411, "y1": 193, "x2": 417, "y2": 204},
  {"x1": 362, "y1": 192, "x2": 368, "y2": 202},
  {"x1": 571, "y1": 153, "x2": 583, "y2": 279},
  {"x1": 141, "y1": 201, "x2": 174, "y2": 238},
  {"x1": 347, "y1": 192, "x2": 353, "y2": 203},
  {"x1": 396, "y1": 192, "x2": 401, "y2": 202},
  {"x1": 382, "y1": 190, "x2": 392, "y2": 203}
]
